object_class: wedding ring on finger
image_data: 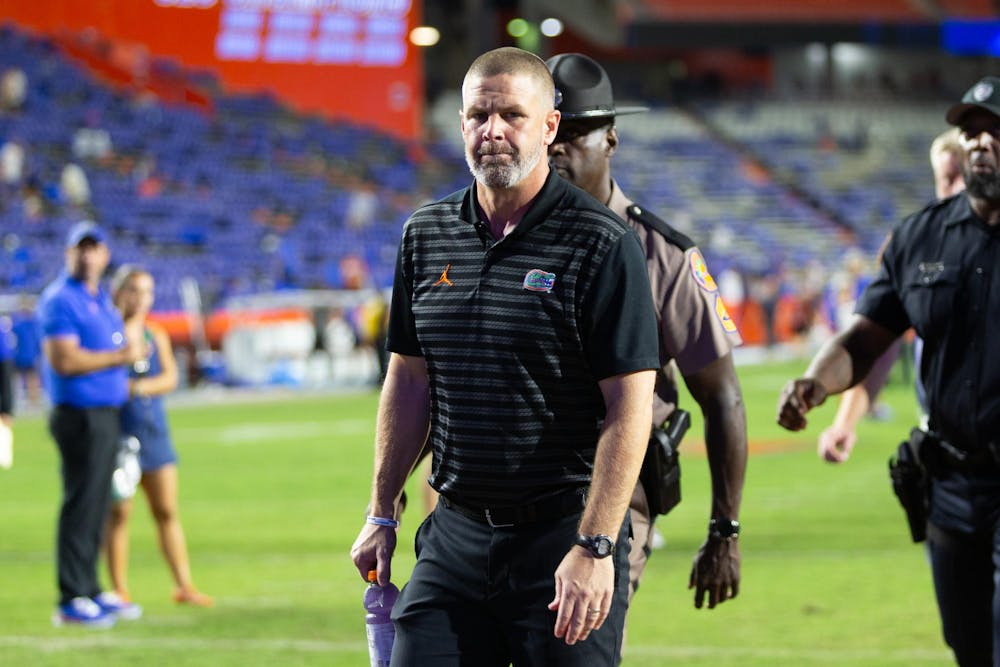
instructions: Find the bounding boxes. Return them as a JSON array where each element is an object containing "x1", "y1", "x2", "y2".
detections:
[{"x1": 587, "y1": 608, "x2": 601, "y2": 616}]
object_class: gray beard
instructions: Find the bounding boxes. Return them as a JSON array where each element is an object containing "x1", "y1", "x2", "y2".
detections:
[
  {"x1": 466, "y1": 142, "x2": 543, "y2": 189},
  {"x1": 964, "y1": 169, "x2": 1000, "y2": 201}
]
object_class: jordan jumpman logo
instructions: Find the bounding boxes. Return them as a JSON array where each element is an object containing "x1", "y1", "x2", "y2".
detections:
[{"x1": 434, "y1": 264, "x2": 454, "y2": 286}]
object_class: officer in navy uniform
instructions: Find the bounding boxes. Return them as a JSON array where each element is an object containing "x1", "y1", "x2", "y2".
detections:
[
  {"x1": 546, "y1": 53, "x2": 747, "y2": 626},
  {"x1": 778, "y1": 76, "x2": 1000, "y2": 666}
]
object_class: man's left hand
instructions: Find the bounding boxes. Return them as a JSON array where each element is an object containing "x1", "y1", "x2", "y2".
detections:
[
  {"x1": 689, "y1": 537, "x2": 740, "y2": 609},
  {"x1": 548, "y1": 546, "x2": 614, "y2": 645}
]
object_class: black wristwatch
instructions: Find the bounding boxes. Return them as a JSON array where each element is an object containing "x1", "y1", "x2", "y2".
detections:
[
  {"x1": 709, "y1": 518, "x2": 740, "y2": 541},
  {"x1": 575, "y1": 533, "x2": 615, "y2": 558}
]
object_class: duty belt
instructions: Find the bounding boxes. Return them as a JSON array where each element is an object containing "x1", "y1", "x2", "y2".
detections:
[
  {"x1": 927, "y1": 432, "x2": 1000, "y2": 472},
  {"x1": 440, "y1": 489, "x2": 587, "y2": 528}
]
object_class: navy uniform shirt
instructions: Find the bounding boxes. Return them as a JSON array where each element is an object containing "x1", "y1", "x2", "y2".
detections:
[
  {"x1": 856, "y1": 194, "x2": 1000, "y2": 451},
  {"x1": 387, "y1": 172, "x2": 659, "y2": 507},
  {"x1": 37, "y1": 273, "x2": 129, "y2": 408}
]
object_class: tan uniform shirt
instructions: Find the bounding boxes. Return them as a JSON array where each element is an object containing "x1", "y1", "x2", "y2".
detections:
[{"x1": 607, "y1": 180, "x2": 742, "y2": 425}]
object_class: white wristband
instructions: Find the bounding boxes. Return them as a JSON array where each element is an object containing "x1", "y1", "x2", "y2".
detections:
[{"x1": 366, "y1": 515, "x2": 400, "y2": 528}]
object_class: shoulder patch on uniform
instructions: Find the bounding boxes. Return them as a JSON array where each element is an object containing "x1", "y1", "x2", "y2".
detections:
[
  {"x1": 715, "y1": 295, "x2": 738, "y2": 333},
  {"x1": 627, "y1": 204, "x2": 695, "y2": 251},
  {"x1": 689, "y1": 249, "x2": 718, "y2": 292}
]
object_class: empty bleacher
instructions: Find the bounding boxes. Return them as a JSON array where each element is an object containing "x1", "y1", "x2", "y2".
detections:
[{"x1": 0, "y1": 22, "x2": 961, "y2": 324}]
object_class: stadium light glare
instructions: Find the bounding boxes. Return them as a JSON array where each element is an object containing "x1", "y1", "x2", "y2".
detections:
[
  {"x1": 831, "y1": 43, "x2": 869, "y2": 67},
  {"x1": 507, "y1": 18, "x2": 530, "y2": 38},
  {"x1": 540, "y1": 18, "x2": 563, "y2": 37},
  {"x1": 409, "y1": 26, "x2": 440, "y2": 47},
  {"x1": 805, "y1": 42, "x2": 827, "y2": 66}
]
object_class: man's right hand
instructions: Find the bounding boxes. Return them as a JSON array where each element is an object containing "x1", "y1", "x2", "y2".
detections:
[
  {"x1": 817, "y1": 424, "x2": 856, "y2": 463},
  {"x1": 776, "y1": 378, "x2": 828, "y2": 431},
  {"x1": 350, "y1": 522, "x2": 397, "y2": 586}
]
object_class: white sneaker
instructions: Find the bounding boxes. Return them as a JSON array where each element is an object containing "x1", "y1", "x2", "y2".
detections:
[
  {"x1": 53, "y1": 596, "x2": 116, "y2": 628},
  {"x1": 93, "y1": 591, "x2": 143, "y2": 621}
]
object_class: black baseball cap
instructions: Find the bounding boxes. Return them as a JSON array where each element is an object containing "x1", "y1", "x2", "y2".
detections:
[
  {"x1": 546, "y1": 53, "x2": 648, "y2": 120},
  {"x1": 945, "y1": 76, "x2": 1000, "y2": 126}
]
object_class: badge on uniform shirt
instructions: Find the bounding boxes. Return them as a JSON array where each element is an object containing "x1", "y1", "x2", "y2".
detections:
[
  {"x1": 689, "y1": 249, "x2": 718, "y2": 292},
  {"x1": 917, "y1": 261, "x2": 945, "y2": 284},
  {"x1": 715, "y1": 296, "x2": 738, "y2": 333},
  {"x1": 523, "y1": 269, "x2": 556, "y2": 293}
]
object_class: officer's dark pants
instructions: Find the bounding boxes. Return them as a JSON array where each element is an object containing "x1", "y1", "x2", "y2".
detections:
[
  {"x1": 390, "y1": 499, "x2": 631, "y2": 666},
  {"x1": 49, "y1": 405, "x2": 120, "y2": 605},
  {"x1": 927, "y1": 469, "x2": 1000, "y2": 667}
]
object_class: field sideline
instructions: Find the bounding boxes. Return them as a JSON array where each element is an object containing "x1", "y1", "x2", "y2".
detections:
[{"x1": 0, "y1": 358, "x2": 953, "y2": 666}]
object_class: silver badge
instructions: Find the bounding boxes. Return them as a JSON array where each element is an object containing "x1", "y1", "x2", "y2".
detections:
[
  {"x1": 973, "y1": 82, "x2": 994, "y2": 102},
  {"x1": 112, "y1": 331, "x2": 124, "y2": 345}
]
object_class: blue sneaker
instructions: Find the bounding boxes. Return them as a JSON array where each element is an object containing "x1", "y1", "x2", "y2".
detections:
[
  {"x1": 93, "y1": 591, "x2": 143, "y2": 621},
  {"x1": 52, "y1": 597, "x2": 116, "y2": 628}
]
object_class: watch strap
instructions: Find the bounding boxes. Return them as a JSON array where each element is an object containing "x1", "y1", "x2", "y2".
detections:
[
  {"x1": 574, "y1": 533, "x2": 615, "y2": 558},
  {"x1": 709, "y1": 518, "x2": 740, "y2": 540}
]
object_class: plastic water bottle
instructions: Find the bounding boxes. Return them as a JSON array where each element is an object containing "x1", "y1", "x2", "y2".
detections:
[
  {"x1": 111, "y1": 436, "x2": 142, "y2": 501},
  {"x1": 364, "y1": 569, "x2": 398, "y2": 667}
]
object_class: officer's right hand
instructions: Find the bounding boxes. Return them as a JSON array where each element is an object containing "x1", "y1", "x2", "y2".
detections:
[
  {"x1": 817, "y1": 424, "x2": 856, "y2": 463},
  {"x1": 350, "y1": 522, "x2": 396, "y2": 586},
  {"x1": 776, "y1": 378, "x2": 828, "y2": 431}
]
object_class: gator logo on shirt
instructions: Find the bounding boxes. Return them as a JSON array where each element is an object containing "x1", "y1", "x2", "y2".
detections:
[
  {"x1": 523, "y1": 269, "x2": 556, "y2": 293},
  {"x1": 715, "y1": 296, "x2": 737, "y2": 333},
  {"x1": 689, "y1": 250, "x2": 718, "y2": 292}
]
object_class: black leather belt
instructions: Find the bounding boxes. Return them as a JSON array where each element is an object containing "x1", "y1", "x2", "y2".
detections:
[
  {"x1": 928, "y1": 433, "x2": 1000, "y2": 472},
  {"x1": 440, "y1": 490, "x2": 587, "y2": 528}
]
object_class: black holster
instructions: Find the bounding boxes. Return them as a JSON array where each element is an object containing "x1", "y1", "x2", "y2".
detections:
[
  {"x1": 888, "y1": 427, "x2": 930, "y2": 543},
  {"x1": 639, "y1": 409, "x2": 690, "y2": 517}
]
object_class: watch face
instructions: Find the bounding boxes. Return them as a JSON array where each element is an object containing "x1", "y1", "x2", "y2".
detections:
[
  {"x1": 710, "y1": 519, "x2": 740, "y2": 539},
  {"x1": 576, "y1": 533, "x2": 615, "y2": 558},
  {"x1": 594, "y1": 536, "x2": 614, "y2": 557}
]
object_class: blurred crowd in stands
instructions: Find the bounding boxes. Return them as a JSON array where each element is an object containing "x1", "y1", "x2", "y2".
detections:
[{"x1": 0, "y1": 22, "x2": 958, "y2": 389}]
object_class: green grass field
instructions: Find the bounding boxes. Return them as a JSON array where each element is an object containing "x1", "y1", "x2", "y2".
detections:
[{"x1": 0, "y1": 358, "x2": 953, "y2": 666}]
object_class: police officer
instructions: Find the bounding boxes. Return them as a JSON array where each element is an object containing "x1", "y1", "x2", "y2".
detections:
[
  {"x1": 546, "y1": 53, "x2": 747, "y2": 621},
  {"x1": 817, "y1": 127, "x2": 966, "y2": 464},
  {"x1": 777, "y1": 77, "x2": 1000, "y2": 666}
]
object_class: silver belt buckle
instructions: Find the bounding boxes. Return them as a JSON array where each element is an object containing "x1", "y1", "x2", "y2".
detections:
[{"x1": 484, "y1": 508, "x2": 514, "y2": 528}]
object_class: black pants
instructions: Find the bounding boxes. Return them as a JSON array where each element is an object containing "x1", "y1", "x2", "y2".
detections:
[
  {"x1": 926, "y1": 468, "x2": 1000, "y2": 667},
  {"x1": 390, "y1": 499, "x2": 631, "y2": 666},
  {"x1": 49, "y1": 405, "x2": 121, "y2": 605},
  {"x1": 927, "y1": 522, "x2": 1000, "y2": 667}
]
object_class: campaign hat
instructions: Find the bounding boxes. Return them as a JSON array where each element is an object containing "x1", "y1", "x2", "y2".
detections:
[{"x1": 546, "y1": 53, "x2": 648, "y2": 120}]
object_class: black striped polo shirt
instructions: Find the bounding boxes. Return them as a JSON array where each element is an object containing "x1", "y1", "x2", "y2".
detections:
[{"x1": 386, "y1": 171, "x2": 659, "y2": 507}]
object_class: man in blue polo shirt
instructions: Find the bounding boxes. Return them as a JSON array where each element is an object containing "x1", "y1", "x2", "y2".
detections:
[{"x1": 38, "y1": 221, "x2": 146, "y2": 627}]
